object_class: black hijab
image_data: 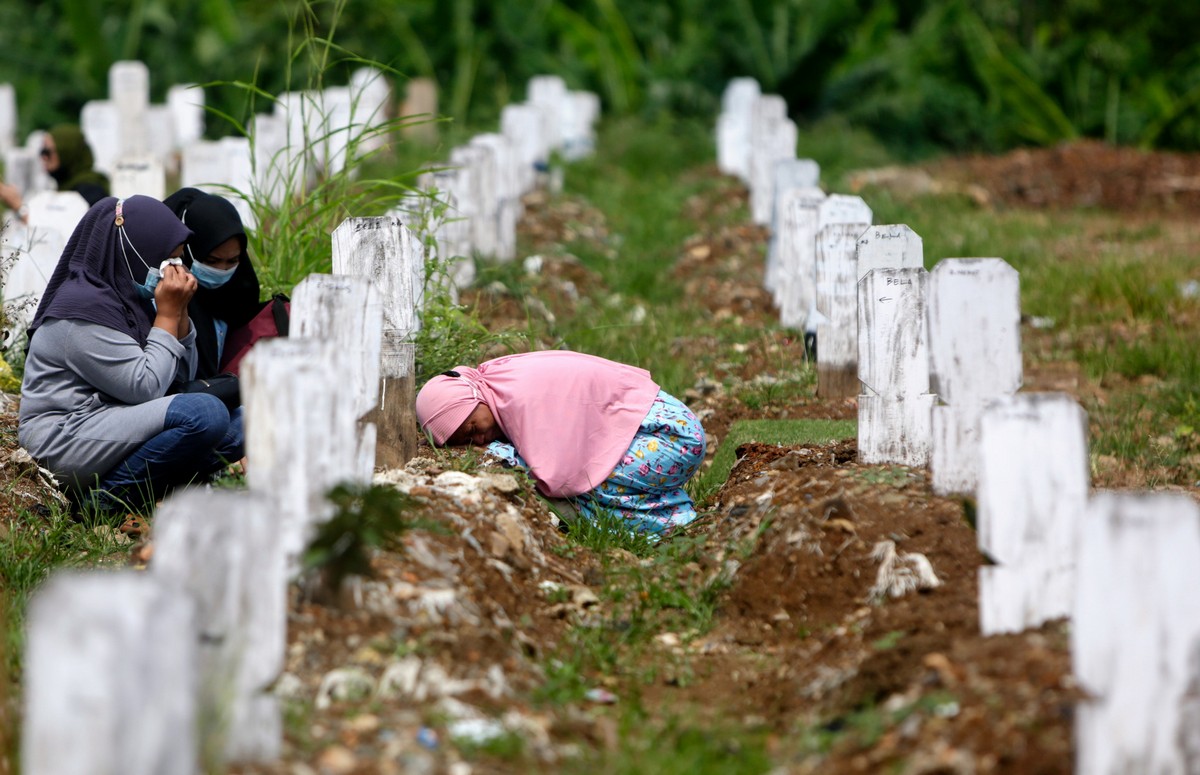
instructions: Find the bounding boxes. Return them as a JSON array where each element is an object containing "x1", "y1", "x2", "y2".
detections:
[
  {"x1": 162, "y1": 188, "x2": 263, "y2": 377},
  {"x1": 30, "y1": 195, "x2": 193, "y2": 347}
]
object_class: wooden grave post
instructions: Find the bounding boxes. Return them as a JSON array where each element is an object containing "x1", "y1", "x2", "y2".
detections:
[
  {"x1": 108, "y1": 61, "x2": 149, "y2": 171},
  {"x1": 80, "y1": 100, "x2": 120, "y2": 177},
  {"x1": 527, "y1": 75, "x2": 568, "y2": 153},
  {"x1": 111, "y1": 156, "x2": 166, "y2": 200},
  {"x1": 153, "y1": 489, "x2": 286, "y2": 763},
  {"x1": 22, "y1": 571, "x2": 197, "y2": 775},
  {"x1": 857, "y1": 224, "x2": 924, "y2": 279},
  {"x1": 975, "y1": 393, "x2": 1088, "y2": 635},
  {"x1": 142, "y1": 105, "x2": 178, "y2": 173},
  {"x1": 0, "y1": 83, "x2": 14, "y2": 154},
  {"x1": 562, "y1": 90, "x2": 601, "y2": 160},
  {"x1": 400, "y1": 76, "x2": 438, "y2": 143},
  {"x1": 250, "y1": 112, "x2": 290, "y2": 208},
  {"x1": 927, "y1": 258, "x2": 1022, "y2": 495},
  {"x1": 3, "y1": 191, "x2": 90, "y2": 331},
  {"x1": 292, "y1": 273, "x2": 384, "y2": 480},
  {"x1": 764, "y1": 159, "x2": 821, "y2": 298},
  {"x1": 242, "y1": 337, "x2": 357, "y2": 568},
  {"x1": 815, "y1": 221, "x2": 871, "y2": 397},
  {"x1": 748, "y1": 95, "x2": 796, "y2": 226},
  {"x1": 1073, "y1": 492, "x2": 1200, "y2": 774},
  {"x1": 717, "y1": 77, "x2": 761, "y2": 181},
  {"x1": 772, "y1": 187, "x2": 826, "y2": 325},
  {"x1": 167, "y1": 83, "x2": 205, "y2": 150},
  {"x1": 453, "y1": 142, "x2": 499, "y2": 259},
  {"x1": 414, "y1": 169, "x2": 475, "y2": 291},
  {"x1": 350, "y1": 66, "x2": 391, "y2": 157},
  {"x1": 781, "y1": 194, "x2": 871, "y2": 331},
  {"x1": 332, "y1": 217, "x2": 424, "y2": 467},
  {"x1": 180, "y1": 140, "x2": 229, "y2": 191},
  {"x1": 471, "y1": 133, "x2": 521, "y2": 261},
  {"x1": 857, "y1": 267, "x2": 934, "y2": 466},
  {"x1": 500, "y1": 103, "x2": 546, "y2": 195}
]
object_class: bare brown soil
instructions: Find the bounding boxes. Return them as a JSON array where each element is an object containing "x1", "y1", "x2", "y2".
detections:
[{"x1": 3, "y1": 141, "x2": 1197, "y2": 773}]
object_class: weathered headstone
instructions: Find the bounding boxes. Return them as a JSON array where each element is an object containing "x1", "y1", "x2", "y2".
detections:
[
  {"x1": 22, "y1": 571, "x2": 198, "y2": 775},
  {"x1": 927, "y1": 258, "x2": 1022, "y2": 495},
  {"x1": 2, "y1": 191, "x2": 90, "y2": 331},
  {"x1": 815, "y1": 222, "x2": 871, "y2": 397},
  {"x1": 1073, "y1": 492, "x2": 1200, "y2": 775},
  {"x1": 350, "y1": 66, "x2": 391, "y2": 157},
  {"x1": 716, "y1": 77, "x2": 761, "y2": 181},
  {"x1": 772, "y1": 187, "x2": 826, "y2": 326},
  {"x1": 400, "y1": 77, "x2": 438, "y2": 143},
  {"x1": 108, "y1": 61, "x2": 150, "y2": 166},
  {"x1": 142, "y1": 105, "x2": 178, "y2": 173},
  {"x1": 748, "y1": 95, "x2": 796, "y2": 226},
  {"x1": 242, "y1": 337, "x2": 356, "y2": 568},
  {"x1": 219, "y1": 136, "x2": 255, "y2": 227},
  {"x1": 410, "y1": 172, "x2": 474, "y2": 292},
  {"x1": 332, "y1": 217, "x2": 424, "y2": 467},
  {"x1": 976, "y1": 393, "x2": 1088, "y2": 635},
  {"x1": 167, "y1": 83, "x2": 205, "y2": 149},
  {"x1": 527, "y1": 74, "x2": 568, "y2": 153},
  {"x1": 80, "y1": 100, "x2": 121, "y2": 176},
  {"x1": 451, "y1": 143, "x2": 498, "y2": 258},
  {"x1": 110, "y1": 156, "x2": 166, "y2": 200},
  {"x1": 291, "y1": 273, "x2": 384, "y2": 480},
  {"x1": 181, "y1": 140, "x2": 229, "y2": 191},
  {"x1": 2, "y1": 144, "x2": 51, "y2": 201},
  {"x1": 500, "y1": 103, "x2": 546, "y2": 194},
  {"x1": 857, "y1": 267, "x2": 934, "y2": 466},
  {"x1": 152, "y1": 490, "x2": 285, "y2": 763},
  {"x1": 315, "y1": 85, "x2": 354, "y2": 177},
  {"x1": 471, "y1": 133, "x2": 520, "y2": 261},
  {"x1": 856, "y1": 224, "x2": 924, "y2": 280},
  {"x1": 0, "y1": 83, "x2": 15, "y2": 154},
  {"x1": 562, "y1": 91, "x2": 600, "y2": 160},
  {"x1": 764, "y1": 159, "x2": 822, "y2": 296},
  {"x1": 250, "y1": 112, "x2": 290, "y2": 207}
]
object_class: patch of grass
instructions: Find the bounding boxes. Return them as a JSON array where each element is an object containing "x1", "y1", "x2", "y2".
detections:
[
  {"x1": 692, "y1": 418, "x2": 858, "y2": 504},
  {"x1": 564, "y1": 505, "x2": 659, "y2": 557},
  {"x1": 569, "y1": 713, "x2": 773, "y2": 775}
]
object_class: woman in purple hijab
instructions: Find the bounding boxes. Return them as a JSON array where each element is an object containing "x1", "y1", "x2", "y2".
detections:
[{"x1": 18, "y1": 195, "x2": 245, "y2": 515}]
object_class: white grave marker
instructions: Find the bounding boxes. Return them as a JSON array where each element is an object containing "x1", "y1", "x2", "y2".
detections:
[
  {"x1": 108, "y1": 61, "x2": 150, "y2": 165},
  {"x1": 562, "y1": 90, "x2": 600, "y2": 160},
  {"x1": 748, "y1": 96, "x2": 797, "y2": 226},
  {"x1": 153, "y1": 490, "x2": 285, "y2": 763},
  {"x1": 856, "y1": 224, "x2": 924, "y2": 280},
  {"x1": 857, "y1": 267, "x2": 934, "y2": 466},
  {"x1": 501, "y1": 103, "x2": 546, "y2": 194},
  {"x1": 976, "y1": 393, "x2": 1088, "y2": 635},
  {"x1": 332, "y1": 217, "x2": 424, "y2": 467},
  {"x1": 1073, "y1": 492, "x2": 1200, "y2": 775},
  {"x1": 110, "y1": 156, "x2": 166, "y2": 199},
  {"x1": 716, "y1": 77, "x2": 761, "y2": 180},
  {"x1": 815, "y1": 221, "x2": 871, "y2": 397},
  {"x1": 0, "y1": 83, "x2": 15, "y2": 153},
  {"x1": 764, "y1": 159, "x2": 821, "y2": 295},
  {"x1": 243, "y1": 337, "x2": 357, "y2": 569},
  {"x1": 22, "y1": 572, "x2": 198, "y2": 775},
  {"x1": 2, "y1": 191, "x2": 90, "y2": 332},
  {"x1": 471, "y1": 132, "x2": 520, "y2": 261},
  {"x1": 927, "y1": 258, "x2": 1022, "y2": 495},
  {"x1": 80, "y1": 100, "x2": 121, "y2": 176},
  {"x1": 527, "y1": 75, "x2": 568, "y2": 152},
  {"x1": 292, "y1": 273, "x2": 383, "y2": 480},
  {"x1": 167, "y1": 83, "x2": 205, "y2": 149},
  {"x1": 350, "y1": 66, "x2": 391, "y2": 156}
]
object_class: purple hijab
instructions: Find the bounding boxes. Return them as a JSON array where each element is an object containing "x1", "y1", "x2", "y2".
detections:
[{"x1": 30, "y1": 195, "x2": 193, "y2": 347}]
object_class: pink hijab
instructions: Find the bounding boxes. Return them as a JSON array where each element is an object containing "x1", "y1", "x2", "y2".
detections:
[{"x1": 415, "y1": 350, "x2": 660, "y2": 497}]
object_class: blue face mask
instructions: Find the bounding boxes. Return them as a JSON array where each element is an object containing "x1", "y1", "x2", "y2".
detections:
[
  {"x1": 135, "y1": 266, "x2": 162, "y2": 300},
  {"x1": 116, "y1": 200, "x2": 159, "y2": 300},
  {"x1": 190, "y1": 259, "x2": 237, "y2": 289}
]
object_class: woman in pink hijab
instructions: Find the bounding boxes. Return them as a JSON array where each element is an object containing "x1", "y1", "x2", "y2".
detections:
[{"x1": 415, "y1": 350, "x2": 706, "y2": 535}]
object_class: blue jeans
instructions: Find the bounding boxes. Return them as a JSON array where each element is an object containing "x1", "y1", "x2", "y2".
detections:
[{"x1": 91, "y1": 394, "x2": 244, "y2": 514}]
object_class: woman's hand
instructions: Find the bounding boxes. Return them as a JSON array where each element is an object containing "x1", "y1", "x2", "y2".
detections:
[
  {"x1": 153, "y1": 263, "x2": 197, "y2": 339},
  {"x1": 0, "y1": 182, "x2": 25, "y2": 222}
]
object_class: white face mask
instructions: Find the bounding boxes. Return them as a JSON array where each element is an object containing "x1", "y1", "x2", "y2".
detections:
[{"x1": 189, "y1": 259, "x2": 237, "y2": 289}]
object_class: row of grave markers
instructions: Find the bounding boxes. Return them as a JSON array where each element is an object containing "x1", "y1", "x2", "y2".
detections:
[
  {"x1": 718, "y1": 77, "x2": 1200, "y2": 774},
  {"x1": 18, "y1": 72, "x2": 602, "y2": 772}
]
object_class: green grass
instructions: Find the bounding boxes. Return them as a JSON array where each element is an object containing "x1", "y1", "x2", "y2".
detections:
[{"x1": 692, "y1": 419, "x2": 858, "y2": 503}]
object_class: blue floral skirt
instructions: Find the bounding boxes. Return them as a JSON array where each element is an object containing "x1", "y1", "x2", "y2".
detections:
[{"x1": 488, "y1": 390, "x2": 706, "y2": 535}]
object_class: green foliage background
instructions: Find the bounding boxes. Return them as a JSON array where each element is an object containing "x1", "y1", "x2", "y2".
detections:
[{"x1": 1, "y1": 0, "x2": 1199, "y2": 154}]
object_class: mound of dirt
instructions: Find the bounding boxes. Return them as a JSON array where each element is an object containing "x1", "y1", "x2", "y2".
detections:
[{"x1": 926, "y1": 139, "x2": 1200, "y2": 213}]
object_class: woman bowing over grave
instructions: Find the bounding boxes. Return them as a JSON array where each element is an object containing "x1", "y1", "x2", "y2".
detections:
[
  {"x1": 18, "y1": 195, "x2": 244, "y2": 516},
  {"x1": 415, "y1": 350, "x2": 707, "y2": 536}
]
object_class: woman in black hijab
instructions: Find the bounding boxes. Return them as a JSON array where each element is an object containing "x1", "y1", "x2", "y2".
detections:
[{"x1": 162, "y1": 188, "x2": 264, "y2": 379}]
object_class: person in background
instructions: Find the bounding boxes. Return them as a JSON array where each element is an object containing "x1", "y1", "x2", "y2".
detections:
[
  {"x1": 162, "y1": 187, "x2": 264, "y2": 381},
  {"x1": 0, "y1": 124, "x2": 110, "y2": 220},
  {"x1": 18, "y1": 195, "x2": 243, "y2": 516},
  {"x1": 415, "y1": 350, "x2": 707, "y2": 536}
]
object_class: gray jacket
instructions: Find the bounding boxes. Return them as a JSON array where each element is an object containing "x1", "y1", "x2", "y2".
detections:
[{"x1": 19, "y1": 318, "x2": 197, "y2": 489}]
